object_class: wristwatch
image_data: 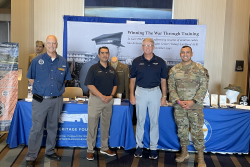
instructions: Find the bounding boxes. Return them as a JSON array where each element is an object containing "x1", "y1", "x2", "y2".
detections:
[{"x1": 111, "y1": 95, "x2": 114, "y2": 98}]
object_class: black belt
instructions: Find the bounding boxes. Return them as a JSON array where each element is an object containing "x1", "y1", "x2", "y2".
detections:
[
  {"x1": 137, "y1": 86, "x2": 159, "y2": 91},
  {"x1": 43, "y1": 95, "x2": 61, "y2": 99}
]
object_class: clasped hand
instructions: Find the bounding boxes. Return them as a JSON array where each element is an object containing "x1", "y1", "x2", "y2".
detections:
[
  {"x1": 179, "y1": 100, "x2": 195, "y2": 109},
  {"x1": 100, "y1": 95, "x2": 113, "y2": 104}
]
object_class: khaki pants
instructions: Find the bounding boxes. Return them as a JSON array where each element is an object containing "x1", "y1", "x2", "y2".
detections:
[{"x1": 87, "y1": 95, "x2": 114, "y2": 153}]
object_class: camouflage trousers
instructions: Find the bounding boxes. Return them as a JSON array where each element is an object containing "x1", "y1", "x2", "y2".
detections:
[{"x1": 174, "y1": 105, "x2": 205, "y2": 150}]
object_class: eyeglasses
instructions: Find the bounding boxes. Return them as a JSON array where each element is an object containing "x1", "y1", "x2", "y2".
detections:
[{"x1": 142, "y1": 44, "x2": 154, "y2": 47}]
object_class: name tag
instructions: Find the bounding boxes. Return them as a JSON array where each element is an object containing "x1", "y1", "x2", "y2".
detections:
[
  {"x1": 109, "y1": 70, "x2": 114, "y2": 74},
  {"x1": 175, "y1": 72, "x2": 184, "y2": 79},
  {"x1": 58, "y1": 68, "x2": 65, "y2": 71}
]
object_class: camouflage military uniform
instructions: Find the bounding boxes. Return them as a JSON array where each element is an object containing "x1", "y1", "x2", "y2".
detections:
[{"x1": 168, "y1": 61, "x2": 209, "y2": 150}]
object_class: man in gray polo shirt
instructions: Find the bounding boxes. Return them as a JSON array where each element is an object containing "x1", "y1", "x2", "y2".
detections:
[{"x1": 84, "y1": 46, "x2": 118, "y2": 160}]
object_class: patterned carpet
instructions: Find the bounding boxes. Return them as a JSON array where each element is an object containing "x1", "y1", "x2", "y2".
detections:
[{"x1": 0, "y1": 133, "x2": 250, "y2": 167}]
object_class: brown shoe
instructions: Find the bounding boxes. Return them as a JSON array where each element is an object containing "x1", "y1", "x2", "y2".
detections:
[
  {"x1": 26, "y1": 160, "x2": 35, "y2": 167},
  {"x1": 176, "y1": 146, "x2": 189, "y2": 162},
  {"x1": 197, "y1": 150, "x2": 206, "y2": 167},
  {"x1": 100, "y1": 149, "x2": 116, "y2": 156},
  {"x1": 86, "y1": 152, "x2": 94, "y2": 160}
]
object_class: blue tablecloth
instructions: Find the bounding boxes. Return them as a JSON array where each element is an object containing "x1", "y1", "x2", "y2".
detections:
[
  {"x1": 143, "y1": 106, "x2": 250, "y2": 153},
  {"x1": 7, "y1": 101, "x2": 250, "y2": 153},
  {"x1": 7, "y1": 100, "x2": 136, "y2": 150}
]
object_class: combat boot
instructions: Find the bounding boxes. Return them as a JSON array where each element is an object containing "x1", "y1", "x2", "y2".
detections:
[
  {"x1": 175, "y1": 146, "x2": 189, "y2": 162},
  {"x1": 197, "y1": 150, "x2": 206, "y2": 167}
]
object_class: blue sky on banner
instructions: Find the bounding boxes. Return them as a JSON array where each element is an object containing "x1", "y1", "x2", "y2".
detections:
[{"x1": 84, "y1": 0, "x2": 173, "y2": 19}]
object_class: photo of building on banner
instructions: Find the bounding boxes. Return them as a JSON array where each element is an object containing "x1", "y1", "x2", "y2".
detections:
[
  {"x1": 66, "y1": 22, "x2": 206, "y2": 95},
  {"x1": 0, "y1": 43, "x2": 19, "y2": 131}
]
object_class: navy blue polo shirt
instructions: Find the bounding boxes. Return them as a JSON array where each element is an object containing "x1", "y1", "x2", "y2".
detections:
[
  {"x1": 27, "y1": 53, "x2": 71, "y2": 96},
  {"x1": 84, "y1": 61, "x2": 118, "y2": 96},
  {"x1": 130, "y1": 54, "x2": 167, "y2": 88}
]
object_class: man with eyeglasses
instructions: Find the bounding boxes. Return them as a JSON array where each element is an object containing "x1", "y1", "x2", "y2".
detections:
[
  {"x1": 130, "y1": 38, "x2": 167, "y2": 159},
  {"x1": 84, "y1": 46, "x2": 118, "y2": 160}
]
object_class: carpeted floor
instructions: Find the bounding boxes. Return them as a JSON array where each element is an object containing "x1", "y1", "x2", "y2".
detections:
[{"x1": 0, "y1": 133, "x2": 250, "y2": 167}]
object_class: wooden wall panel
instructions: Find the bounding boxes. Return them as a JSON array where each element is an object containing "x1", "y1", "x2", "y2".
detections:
[
  {"x1": 173, "y1": 0, "x2": 227, "y2": 94},
  {"x1": 221, "y1": 0, "x2": 250, "y2": 96},
  {"x1": 11, "y1": 0, "x2": 83, "y2": 98},
  {"x1": 11, "y1": 0, "x2": 34, "y2": 99},
  {"x1": 34, "y1": 0, "x2": 83, "y2": 56},
  {"x1": 173, "y1": 0, "x2": 250, "y2": 97}
]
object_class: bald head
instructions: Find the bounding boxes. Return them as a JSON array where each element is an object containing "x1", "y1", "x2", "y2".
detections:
[
  {"x1": 111, "y1": 57, "x2": 118, "y2": 63},
  {"x1": 110, "y1": 57, "x2": 118, "y2": 69},
  {"x1": 46, "y1": 35, "x2": 58, "y2": 57},
  {"x1": 46, "y1": 35, "x2": 57, "y2": 43}
]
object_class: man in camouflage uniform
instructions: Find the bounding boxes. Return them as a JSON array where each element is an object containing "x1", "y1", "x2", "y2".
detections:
[{"x1": 168, "y1": 46, "x2": 209, "y2": 167}]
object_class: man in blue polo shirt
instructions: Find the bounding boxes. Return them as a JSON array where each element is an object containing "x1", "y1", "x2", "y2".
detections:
[
  {"x1": 130, "y1": 38, "x2": 167, "y2": 159},
  {"x1": 25, "y1": 35, "x2": 71, "y2": 167},
  {"x1": 84, "y1": 46, "x2": 118, "y2": 161}
]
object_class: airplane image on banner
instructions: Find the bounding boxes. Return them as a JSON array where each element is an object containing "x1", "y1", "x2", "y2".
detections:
[{"x1": 59, "y1": 111, "x2": 88, "y2": 124}]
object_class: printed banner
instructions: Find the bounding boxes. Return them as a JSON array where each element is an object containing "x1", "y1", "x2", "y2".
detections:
[
  {"x1": 0, "y1": 43, "x2": 19, "y2": 131},
  {"x1": 42, "y1": 111, "x2": 101, "y2": 147},
  {"x1": 7, "y1": 101, "x2": 136, "y2": 150},
  {"x1": 143, "y1": 106, "x2": 250, "y2": 153},
  {"x1": 66, "y1": 21, "x2": 207, "y2": 95}
]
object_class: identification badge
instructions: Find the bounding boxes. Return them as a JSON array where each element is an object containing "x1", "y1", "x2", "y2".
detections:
[{"x1": 58, "y1": 68, "x2": 65, "y2": 71}]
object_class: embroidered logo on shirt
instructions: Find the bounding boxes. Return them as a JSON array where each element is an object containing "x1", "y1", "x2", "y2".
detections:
[
  {"x1": 109, "y1": 70, "x2": 114, "y2": 74},
  {"x1": 139, "y1": 63, "x2": 144, "y2": 65},
  {"x1": 153, "y1": 63, "x2": 158, "y2": 65},
  {"x1": 38, "y1": 59, "x2": 44, "y2": 65}
]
